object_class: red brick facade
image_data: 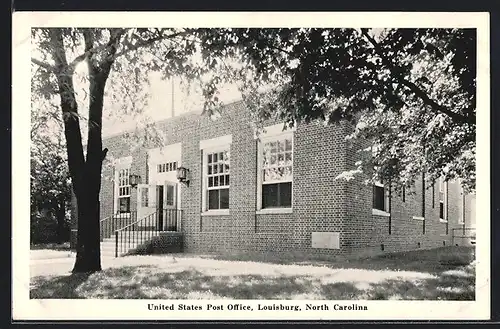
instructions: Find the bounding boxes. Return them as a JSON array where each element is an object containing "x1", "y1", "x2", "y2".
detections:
[{"x1": 71, "y1": 100, "x2": 475, "y2": 258}]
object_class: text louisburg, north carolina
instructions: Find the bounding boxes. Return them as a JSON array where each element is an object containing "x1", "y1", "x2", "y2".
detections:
[{"x1": 147, "y1": 303, "x2": 369, "y2": 312}]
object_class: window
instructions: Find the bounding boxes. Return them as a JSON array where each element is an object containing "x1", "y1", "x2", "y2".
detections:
[
  {"x1": 157, "y1": 161, "x2": 178, "y2": 173},
  {"x1": 200, "y1": 135, "x2": 232, "y2": 213},
  {"x1": 206, "y1": 150, "x2": 230, "y2": 210},
  {"x1": 413, "y1": 174, "x2": 426, "y2": 221},
  {"x1": 258, "y1": 130, "x2": 293, "y2": 210},
  {"x1": 372, "y1": 182, "x2": 389, "y2": 214},
  {"x1": 117, "y1": 167, "x2": 131, "y2": 213},
  {"x1": 458, "y1": 189, "x2": 465, "y2": 225},
  {"x1": 166, "y1": 184, "x2": 175, "y2": 207},
  {"x1": 140, "y1": 186, "x2": 148, "y2": 207},
  {"x1": 114, "y1": 156, "x2": 132, "y2": 214},
  {"x1": 439, "y1": 178, "x2": 448, "y2": 222},
  {"x1": 432, "y1": 182, "x2": 435, "y2": 208}
]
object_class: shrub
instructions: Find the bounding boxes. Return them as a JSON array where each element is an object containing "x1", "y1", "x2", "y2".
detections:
[{"x1": 30, "y1": 210, "x2": 70, "y2": 245}]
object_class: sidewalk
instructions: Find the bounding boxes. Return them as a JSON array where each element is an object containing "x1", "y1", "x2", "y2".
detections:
[{"x1": 30, "y1": 249, "x2": 75, "y2": 261}]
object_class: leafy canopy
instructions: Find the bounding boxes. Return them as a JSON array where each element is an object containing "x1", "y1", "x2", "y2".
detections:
[{"x1": 193, "y1": 28, "x2": 476, "y2": 193}]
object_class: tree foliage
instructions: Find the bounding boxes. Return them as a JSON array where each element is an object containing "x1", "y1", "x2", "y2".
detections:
[
  {"x1": 30, "y1": 27, "x2": 240, "y2": 271},
  {"x1": 194, "y1": 28, "x2": 476, "y2": 193},
  {"x1": 30, "y1": 93, "x2": 72, "y2": 244}
]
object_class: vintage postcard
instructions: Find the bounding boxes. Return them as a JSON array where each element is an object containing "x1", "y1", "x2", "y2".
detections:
[{"x1": 13, "y1": 11, "x2": 490, "y2": 321}]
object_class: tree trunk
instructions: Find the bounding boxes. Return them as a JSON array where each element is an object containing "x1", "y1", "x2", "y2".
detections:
[
  {"x1": 72, "y1": 176, "x2": 102, "y2": 272},
  {"x1": 48, "y1": 28, "x2": 120, "y2": 273}
]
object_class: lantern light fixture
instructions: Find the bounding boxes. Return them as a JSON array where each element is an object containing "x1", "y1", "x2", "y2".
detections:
[
  {"x1": 176, "y1": 166, "x2": 190, "y2": 187},
  {"x1": 129, "y1": 174, "x2": 141, "y2": 188}
]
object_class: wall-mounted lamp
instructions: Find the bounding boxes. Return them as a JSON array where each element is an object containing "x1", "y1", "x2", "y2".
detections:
[
  {"x1": 129, "y1": 174, "x2": 141, "y2": 188},
  {"x1": 176, "y1": 166, "x2": 190, "y2": 187}
]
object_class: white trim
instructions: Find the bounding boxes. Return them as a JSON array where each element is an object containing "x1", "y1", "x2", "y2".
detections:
[
  {"x1": 372, "y1": 183, "x2": 390, "y2": 213},
  {"x1": 113, "y1": 162, "x2": 132, "y2": 214},
  {"x1": 201, "y1": 209, "x2": 230, "y2": 216},
  {"x1": 200, "y1": 137, "x2": 231, "y2": 212},
  {"x1": 256, "y1": 126, "x2": 294, "y2": 211},
  {"x1": 413, "y1": 216, "x2": 425, "y2": 221},
  {"x1": 148, "y1": 143, "x2": 182, "y2": 164},
  {"x1": 458, "y1": 189, "x2": 465, "y2": 225},
  {"x1": 255, "y1": 123, "x2": 296, "y2": 140},
  {"x1": 199, "y1": 134, "x2": 232, "y2": 150},
  {"x1": 438, "y1": 177, "x2": 448, "y2": 221},
  {"x1": 372, "y1": 208, "x2": 390, "y2": 217},
  {"x1": 256, "y1": 208, "x2": 293, "y2": 215}
]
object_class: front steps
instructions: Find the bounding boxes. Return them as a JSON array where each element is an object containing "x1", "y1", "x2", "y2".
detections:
[{"x1": 100, "y1": 231, "x2": 183, "y2": 257}]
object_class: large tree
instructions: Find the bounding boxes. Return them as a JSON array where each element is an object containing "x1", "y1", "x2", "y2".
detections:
[
  {"x1": 31, "y1": 28, "x2": 227, "y2": 272},
  {"x1": 194, "y1": 28, "x2": 476, "y2": 193}
]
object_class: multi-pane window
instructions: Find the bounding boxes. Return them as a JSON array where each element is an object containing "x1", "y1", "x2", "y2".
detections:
[
  {"x1": 206, "y1": 150, "x2": 230, "y2": 210},
  {"x1": 439, "y1": 178, "x2": 448, "y2": 221},
  {"x1": 157, "y1": 161, "x2": 178, "y2": 173},
  {"x1": 261, "y1": 135, "x2": 293, "y2": 208},
  {"x1": 117, "y1": 168, "x2": 131, "y2": 213}
]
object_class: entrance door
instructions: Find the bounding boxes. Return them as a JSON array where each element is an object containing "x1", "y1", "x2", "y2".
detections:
[
  {"x1": 163, "y1": 180, "x2": 178, "y2": 231},
  {"x1": 136, "y1": 184, "x2": 157, "y2": 229}
]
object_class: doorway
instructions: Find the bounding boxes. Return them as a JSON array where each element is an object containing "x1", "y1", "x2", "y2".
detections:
[{"x1": 156, "y1": 185, "x2": 164, "y2": 231}]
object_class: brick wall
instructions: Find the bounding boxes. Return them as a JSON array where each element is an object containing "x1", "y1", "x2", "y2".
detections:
[
  {"x1": 343, "y1": 129, "x2": 472, "y2": 257},
  {"x1": 93, "y1": 99, "x2": 473, "y2": 259}
]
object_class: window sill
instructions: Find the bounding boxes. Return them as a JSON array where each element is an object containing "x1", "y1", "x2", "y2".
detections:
[
  {"x1": 372, "y1": 208, "x2": 390, "y2": 217},
  {"x1": 256, "y1": 208, "x2": 293, "y2": 215},
  {"x1": 439, "y1": 219, "x2": 448, "y2": 223},
  {"x1": 201, "y1": 210, "x2": 230, "y2": 217},
  {"x1": 413, "y1": 216, "x2": 425, "y2": 221}
]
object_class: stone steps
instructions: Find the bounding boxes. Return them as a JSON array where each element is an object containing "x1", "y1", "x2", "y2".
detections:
[
  {"x1": 99, "y1": 231, "x2": 183, "y2": 257},
  {"x1": 100, "y1": 231, "x2": 162, "y2": 257}
]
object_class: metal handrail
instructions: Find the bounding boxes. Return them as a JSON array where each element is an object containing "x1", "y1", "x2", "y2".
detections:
[
  {"x1": 114, "y1": 209, "x2": 182, "y2": 257},
  {"x1": 114, "y1": 216, "x2": 148, "y2": 232},
  {"x1": 100, "y1": 211, "x2": 138, "y2": 240},
  {"x1": 100, "y1": 216, "x2": 111, "y2": 223}
]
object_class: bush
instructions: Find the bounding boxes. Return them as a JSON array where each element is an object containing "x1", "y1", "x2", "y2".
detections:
[{"x1": 30, "y1": 211, "x2": 70, "y2": 245}]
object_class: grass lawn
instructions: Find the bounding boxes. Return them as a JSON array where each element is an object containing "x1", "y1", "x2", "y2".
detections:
[{"x1": 30, "y1": 246, "x2": 475, "y2": 300}]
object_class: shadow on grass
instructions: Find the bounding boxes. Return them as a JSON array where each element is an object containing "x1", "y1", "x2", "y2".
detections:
[
  {"x1": 199, "y1": 246, "x2": 476, "y2": 275},
  {"x1": 30, "y1": 272, "x2": 91, "y2": 299},
  {"x1": 30, "y1": 261, "x2": 475, "y2": 300}
]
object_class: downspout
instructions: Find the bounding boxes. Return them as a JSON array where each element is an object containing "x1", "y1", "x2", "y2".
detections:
[
  {"x1": 199, "y1": 149, "x2": 203, "y2": 232},
  {"x1": 388, "y1": 183, "x2": 392, "y2": 235},
  {"x1": 462, "y1": 193, "x2": 466, "y2": 235},
  {"x1": 445, "y1": 182, "x2": 449, "y2": 235},
  {"x1": 422, "y1": 173, "x2": 426, "y2": 235}
]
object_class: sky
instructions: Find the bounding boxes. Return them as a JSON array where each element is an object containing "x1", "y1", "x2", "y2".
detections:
[{"x1": 100, "y1": 72, "x2": 243, "y2": 137}]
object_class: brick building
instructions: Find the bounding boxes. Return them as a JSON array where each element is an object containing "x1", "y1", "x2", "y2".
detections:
[{"x1": 71, "y1": 99, "x2": 475, "y2": 258}]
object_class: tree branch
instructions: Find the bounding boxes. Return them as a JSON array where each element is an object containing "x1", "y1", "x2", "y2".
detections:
[
  {"x1": 112, "y1": 29, "x2": 189, "y2": 59},
  {"x1": 31, "y1": 58, "x2": 56, "y2": 71},
  {"x1": 360, "y1": 29, "x2": 474, "y2": 125}
]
